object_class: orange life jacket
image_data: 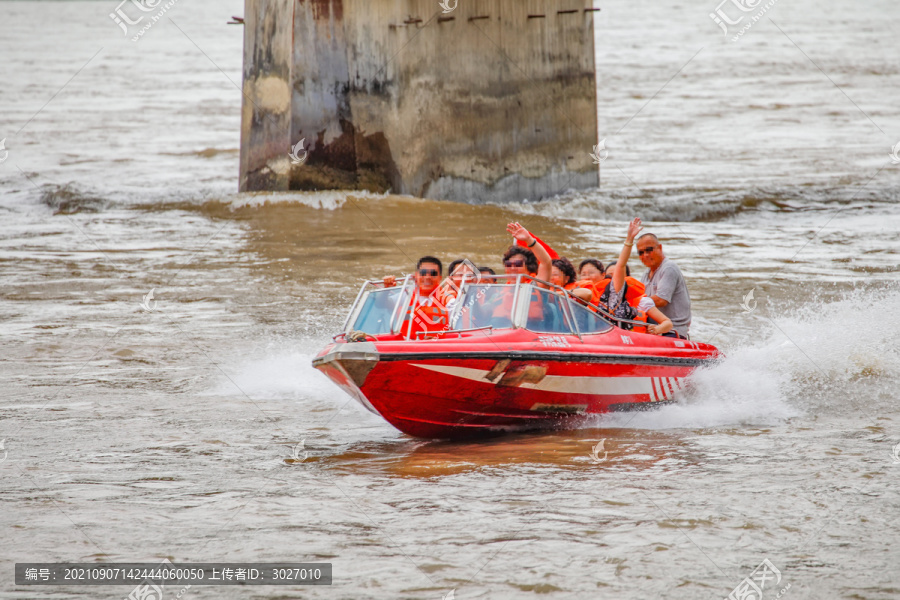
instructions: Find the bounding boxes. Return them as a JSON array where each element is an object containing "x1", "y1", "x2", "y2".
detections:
[
  {"x1": 590, "y1": 276, "x2": 645, "y2": 310},
  {"x1": 624, "y1": 276, "x2": 646, "y2": 302},
  {"x1": 588, "y1": 278, "x2": 610, "y2": 309},
  {"x1": 432, "y1": 285, "x2": 457, "y2": 310},
  {"x1": 626, "y1": 280, "x2": 649, "y2": 333},
  {"x1": 559, "y1": 279, "x2": 592, "y2": 307},
  {"x1": 493, "y1": 282, "x2": 544, "y2": 321},
  {"x1": 631, "y1": 303, "x2": 649, "y2": 334},
  {"x1": 401, "y1": 292, "x2": 449, "y2": 338}
]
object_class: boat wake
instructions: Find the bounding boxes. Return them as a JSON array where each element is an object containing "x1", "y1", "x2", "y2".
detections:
[
  {"x1": 210, "y1": 340, "x2": 336, "y2": 402},
  {"x1": 597, "y1": 284, "x2": 900, "y2": 430}
]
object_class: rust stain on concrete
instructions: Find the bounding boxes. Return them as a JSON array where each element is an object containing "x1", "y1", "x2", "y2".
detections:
[
  {"x1": 292, "y1": 119, "x2": 400, "y2": 193},
  {"x1": 302, "y1": 0, "x2": 342, "y2": 21}
]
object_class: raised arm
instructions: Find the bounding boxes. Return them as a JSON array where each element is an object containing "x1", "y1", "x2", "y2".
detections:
[
  {"x1": 612, "y1": 218, "x2": 643, "y2": 293},
  {"x1": 507, "y1": 222, "x2": 552, "y2": 283}
]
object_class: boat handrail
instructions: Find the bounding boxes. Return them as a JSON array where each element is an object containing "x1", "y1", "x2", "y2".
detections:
[
  {"x1": 510, "y1": 274, "x2": 524, "y2": 327},
  {"x1": 570, "y1": 295, "x2": 648, "y2": 329},
  {"x1": 390, "y1": 275, "x2": 413, "y2": 336},
  {"x1": 558, "y1": 290, "x2": 583, "y2": 341},
  {"x1": 446, "y1": 276, "x2": 471, "y2": 331},
  {"x1": 413, "y1": 325, "x2": 493, "y2": 339}
]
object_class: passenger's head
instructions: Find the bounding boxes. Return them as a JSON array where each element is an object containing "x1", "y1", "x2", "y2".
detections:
[
  {"x1": 478, "y1": 266, "x2": 496, "y2": 276},
  {"x1": 447, "y1": 259, "x2": 464, "y2": 277},
  {"x1": 551, "y1": 258, "x2": 577, "y2": 287},
  {"x1": 449, "y1": 258, "x2": 478, "y2": 286},
  {"x1": 605, "y1": 263, "x2": 630, "y2": 277},
  {"x1": 503, "y1": 246, "x2": 538, "y2": 276},
  {"x1": 578, "y1": 259, "x2": 605, "y2": 283},
  {"x1": 415, "y1": 255, "x2": 442, "y2": 294},
  {"x1": 636, "y1": 233, "x2": 664, "y2": 269}
]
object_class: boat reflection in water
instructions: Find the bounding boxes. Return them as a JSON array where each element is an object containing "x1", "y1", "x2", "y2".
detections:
[
  {"x1": 313, "y1": 275, "x2": 721, "y2": 439},
  {"x1": 320, "y1": 428, "x2": 693, "y2": 478}
]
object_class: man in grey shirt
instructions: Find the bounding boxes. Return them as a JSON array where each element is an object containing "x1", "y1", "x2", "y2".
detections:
[{"x1": 635, "y1": 233, "x2": 692, "y2": 338}]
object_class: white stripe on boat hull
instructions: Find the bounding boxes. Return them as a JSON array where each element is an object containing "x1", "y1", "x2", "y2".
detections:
[{"x1": 412, "y1": 363, "x2": 684, "y2": 399}]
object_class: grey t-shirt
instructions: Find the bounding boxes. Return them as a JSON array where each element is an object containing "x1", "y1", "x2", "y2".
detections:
[{"x1": 640, "y1": 258, "x2": 692, "y2": 337}]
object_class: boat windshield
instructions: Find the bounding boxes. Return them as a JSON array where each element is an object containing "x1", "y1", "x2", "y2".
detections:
[
  {"x1": 448, "y1": 284, "x2": 516, "y2": 330},
  {"x1": 523, "y1": 287, "x2": 613, "y2": 335},
  {"x1": 347, "y1": 286, "x2": 410, "y2": 335},
  {"x1": 450, "y1": 283, "x2": 613, "y2": 335},
  {"x1": 567, "y1": 295, "x2": 614, "y2": 334},
  {"x1": 525, "y1": 288, "x2": 577, "y2": 333},
  {"x1": 343, "y1": 277, "x2": 613, "y2": 337}
]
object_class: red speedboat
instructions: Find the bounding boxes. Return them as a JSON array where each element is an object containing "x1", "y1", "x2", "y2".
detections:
[{"x1": 313, "y1": 275, "x2": 720, "y2": 439}]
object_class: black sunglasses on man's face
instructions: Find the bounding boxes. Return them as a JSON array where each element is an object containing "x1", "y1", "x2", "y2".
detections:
[
  {"x1": 418, "y1": 269, "x2": 439, "y2": 277},
  {"x1": 637, "y1": 246, "x2": 656, "y2": 256},
  {"x1": 504, "y1": 259, "x2": 525, "y2": 268}
]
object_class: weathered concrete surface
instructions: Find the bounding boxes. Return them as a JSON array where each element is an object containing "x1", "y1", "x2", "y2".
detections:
[
  {"x1": 239, "y1": 0, "x2": 293, "y2": 192},
  {"x1": 242, "y1": 0, "x2": 600, "y2": 202}
]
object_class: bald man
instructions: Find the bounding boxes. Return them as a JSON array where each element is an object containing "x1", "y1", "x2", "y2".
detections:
[{"x1": 635, "y1": 233, "x2": 692, "y2": 338}]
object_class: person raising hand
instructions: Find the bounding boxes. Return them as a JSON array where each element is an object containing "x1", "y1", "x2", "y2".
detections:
[
  {"x1": 602, "y1": 218, "x2": 674, "y2": 336},
  {"x1": 504, "y1": 222, "x2": 552, "y2": 285}
]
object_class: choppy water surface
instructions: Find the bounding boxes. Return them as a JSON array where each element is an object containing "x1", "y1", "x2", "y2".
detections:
[{"x1": 1, "y1": 1, "x2": 899, "y2": 599}]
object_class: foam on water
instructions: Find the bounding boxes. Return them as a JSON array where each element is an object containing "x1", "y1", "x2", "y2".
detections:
[
  {"x1": 767, "y1": 284, "x2": 900, "y2": 384},
  {"x1": 603, "y1": 284, "x2": 900, "y2": 430},
  {"x1": 211, "y1": 338, "x2": 339, "y2": 403},
  {"x1": 490, "y1": 184, "x2": 900, "y2": 225},
  {"x1": 224, "y1": 190, "x2": 388, "y2": 211},
  {"x1": 596, "y1": 344, "x2": 799, "y2": 430}
]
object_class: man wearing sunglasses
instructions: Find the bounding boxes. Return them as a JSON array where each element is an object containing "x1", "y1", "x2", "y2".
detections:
[
  {"x1": 383, "y1": 256, "x2": 443, "y2": 294},
  {"x1": 383, "y1": 256, "x2": 448, "y2": 336},
  {"x1": 634, "y1": 228, "x2": 692, "y2": 339}
]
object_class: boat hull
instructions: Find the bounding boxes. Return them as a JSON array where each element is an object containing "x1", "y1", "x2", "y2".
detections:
[{"x1": 313, "y1": 330, "x2": 719, "y2": 439}]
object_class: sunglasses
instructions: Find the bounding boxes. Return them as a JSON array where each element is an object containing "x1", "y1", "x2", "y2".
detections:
[
  {"x1": 504, "y1": 259, "x2": 525, "y2": 268},
  {"x1": 636, "y1": 246, "x2": 656, "y2": 256},
  {"x1": 418, "y1": 269, "x2": 439, "y2": 277}
]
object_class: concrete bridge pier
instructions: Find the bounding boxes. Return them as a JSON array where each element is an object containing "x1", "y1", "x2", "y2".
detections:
[{"x1": 240, "y1": 0, "x2": 601, "y2": 202}]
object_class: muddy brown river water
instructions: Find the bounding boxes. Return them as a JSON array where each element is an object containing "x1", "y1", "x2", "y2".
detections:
[{"x1": 2, "y1": 0, "x2": 900, "y2": 599}]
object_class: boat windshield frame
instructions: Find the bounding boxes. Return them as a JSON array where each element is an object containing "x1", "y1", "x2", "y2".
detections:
[
  {"x1": 339, "y1": 274, "x2": 642, "y2": 339},
  {"x1": 388, "y1": 275, "x2": 414, "y2": 335}
]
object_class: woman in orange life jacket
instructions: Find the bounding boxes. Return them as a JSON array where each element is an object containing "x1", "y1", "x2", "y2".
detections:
[
  {"x1": 550, "y1": 258, "x2": 578, "y2": 290},
  {"x1": 578, "y1": 258, "x2": 605, "y2": 285},
  {"x1": 565, "y1": 258, "x2": 604, "y2": 307},
  {"x1": 552, "y1": 258, "x2": 596, "y2": 315},
  {"x1": 491, "y1": 222, "x2": 553, "y2": 323},
  {"x1": 603, "y1": 262, "x2": 647, "y2": 308},
  {"x1": 601, "y1": 262, "x2": 649, "y2": 332},
  {"x1": 382, "y1": 256, "x2": 449, "y2": 337},
  {"x1": 572, "y1": 245, "x2": 647, "y2": 309},
  {"x1": 600, "y1": 218, "x2": 674, "y2": 336}
]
